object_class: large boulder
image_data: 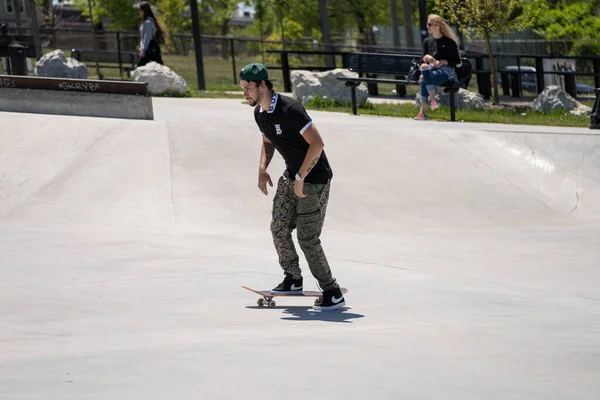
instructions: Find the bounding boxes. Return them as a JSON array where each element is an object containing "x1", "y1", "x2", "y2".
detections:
[
  {"x1": 532, "y1": 85, "x2": 592, "y2": 116},
  {"x1": 415, "y1": 87, "x2": 484, "y2": 110},
  {"x1": 291, "y1": 69, "x2": 369, "y2": 106},
  {"x1": 131, "y1": 62, "x2": 187, "y2": 95},
  {"x1": 34, "y1": 49, "x2": 88, "y2": 79}
]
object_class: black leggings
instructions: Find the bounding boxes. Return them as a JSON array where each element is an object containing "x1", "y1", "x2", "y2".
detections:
[{"x1": 137, "y1": 40, "x2": 163, "y2": 67}]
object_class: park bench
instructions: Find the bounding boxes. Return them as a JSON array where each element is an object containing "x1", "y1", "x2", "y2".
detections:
[
  {"x1": 71, "y1": 49, "x2": 138, "y2": 79},
  {"x1": 337, "y1": 52, "x2": 472, "y2": 121}
]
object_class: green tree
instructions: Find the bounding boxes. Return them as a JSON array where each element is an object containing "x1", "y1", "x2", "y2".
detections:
[
  {"x1": 74, "y1": 0, "x2": 139, "y2": 30},
  {"x1": 199, "y1": 0, "x2": 240, "y2": 58},
  {"x1": 533, "y1": 1, "x2": 600, "y2": 56},
  {"x1": 155, "y1": 0, "x2": 191, "y2": 54},
  {"x1": 264, "y1": 17, "x2": 305, "y2": 65},
  {"x1": 252, "y1": 0, "x2": 269, "y2": 41},
  {"x1": 244, "y1": 0, "x2": 320, "y2": 39},
  {"x1": 244, "y1": 0, "x2": 391, "y2": 52},
  {"x1": 327, "y1": 0, "x2": 391, "y2": 49},
  {"x1": 434, "y1": 0, "x2": 543, "y2": 104}
]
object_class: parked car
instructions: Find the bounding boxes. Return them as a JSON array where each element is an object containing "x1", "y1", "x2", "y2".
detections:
[{"x1": 498, "y1": 65, "x2": 596, "y2": 94}]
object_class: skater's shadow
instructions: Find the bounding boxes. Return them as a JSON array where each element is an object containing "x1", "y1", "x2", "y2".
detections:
[{"x1": 246, "y1": 305, "x2": 364, "y2": 323}]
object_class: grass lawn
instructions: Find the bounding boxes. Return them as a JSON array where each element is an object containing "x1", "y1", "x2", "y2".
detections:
[
  {"x1": 187, "y1": 91, "x2": 593, "y2": 128},
  {"x1": 162, "y1": 54, "x2": 284, "y2": 92},
  {"x1": 303, "y1": 98, "x2": 592, "y2": 127}
]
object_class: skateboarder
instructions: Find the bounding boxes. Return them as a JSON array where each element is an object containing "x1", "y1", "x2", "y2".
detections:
[{"x1": 240, "y1": 62, "x2": 346, "y2": 310}]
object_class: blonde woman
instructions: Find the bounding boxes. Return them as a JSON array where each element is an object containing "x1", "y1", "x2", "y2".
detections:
[{"x1": 415, "y1": 14, "x2": 461, "y2": 120}]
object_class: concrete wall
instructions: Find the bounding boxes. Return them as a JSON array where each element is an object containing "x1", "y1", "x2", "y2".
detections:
[{"x1": 0, "y1": 88, "x2": 154, "y2": 119}]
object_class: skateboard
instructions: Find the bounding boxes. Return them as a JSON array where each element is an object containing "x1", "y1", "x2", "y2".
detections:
[{"x1": 242, "y1": 286, "x2": 348, "y2": 308}]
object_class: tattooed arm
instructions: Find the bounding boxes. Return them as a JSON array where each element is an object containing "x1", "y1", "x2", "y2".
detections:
[
  {"x1": 258, "y1": 135, "x2": 275, "y2": 195},
  {"x1": 292, "y1": 124, "x2": 325, "y2": 198},
  {"x1": 298, "y1": 123, "x2": 325, "y2": 179}
]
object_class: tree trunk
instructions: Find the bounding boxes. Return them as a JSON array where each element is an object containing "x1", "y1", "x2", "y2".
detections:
[
  {"x1": 279, "y1": 13, "x2": 285, "y2": 48},
  {"x1": 86, "y1": 0, "x2": 100, "y2": 79},
  {"x1": 484, "y1": 29, "x2": 499, "y2": 104},
  {"x1": 221, "y1": 21, "x2": 229, "y2": 59},
  {"x1": 259, "y1": 17, "x2": 264, "y2": 64},
  {"x1": 355, "y1": 11, "x2": 370, "y2": 51},
  {"x1": 255, "y1": 0, "x2": 266, "y2": 63},
  {"x1": 402, "y1": 0, "x2": 415, "y2": 48},
  {"x1": 390, "y1": 0, "x2": 400, "y2": 49},
  {"x1": 274, "y1": 0, "x2": 286, "y2": 48},
  {"x1": 318, "y1": 0, "x2": 335, "y2": 68}
]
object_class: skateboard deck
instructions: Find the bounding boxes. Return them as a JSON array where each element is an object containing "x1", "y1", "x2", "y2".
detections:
[{"x1": 242, "y1": 286, "x2": 348, "y2": 307}]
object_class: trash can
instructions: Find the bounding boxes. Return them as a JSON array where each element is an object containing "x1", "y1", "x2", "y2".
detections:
[
  {"x1": 590, "y1": 88, "x2": 600, "y2": 130},
  {"x1": 8, "y1": 43, "x2": 27, "y2": 76}
]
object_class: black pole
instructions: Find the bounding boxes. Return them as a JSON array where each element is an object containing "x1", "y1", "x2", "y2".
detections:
[
  {"x1": 230, "y1": 38, "x2": 237, "y2": 85},
  {"x1": 281, "y1": 52, "x2": 291, "y2": 92},
  {"x1": 457, "y1": 28, "x2": 465, "y2": 50},
  {"x1": 535, "y1": 57, "x2": 544, "y2": 94},
  {"x1": 418, "y1": 0, "x2": 428, "y2": 43},
  {"x1": 116, "y1": 31, "x2": 123, "y2": 75},
  {"x1": 590, "y1": 89, "x2": 599, "y2": 129},
  {"x1": 593, "y1": 58, "x2": 600, "y2": 89},
  {"x1": 189, "y1": 0, "x2": 205, "y2": 90}
]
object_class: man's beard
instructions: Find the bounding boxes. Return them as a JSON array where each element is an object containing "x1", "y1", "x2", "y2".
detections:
[{"x1": 247, "y1": 90, "x2": 262, "y2": 107}]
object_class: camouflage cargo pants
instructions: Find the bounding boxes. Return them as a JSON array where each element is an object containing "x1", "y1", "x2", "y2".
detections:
[{"x1": 270, "y1": 176, "x2": 339, "y2": 291}]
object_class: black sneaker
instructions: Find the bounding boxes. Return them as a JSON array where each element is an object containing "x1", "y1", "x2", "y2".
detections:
[
  {"x1": 313, "y1": 287, "x2": 345, "y2": 310},
  {"x1": 271, "y1": 275, "x2": 303, "y2": 294}
]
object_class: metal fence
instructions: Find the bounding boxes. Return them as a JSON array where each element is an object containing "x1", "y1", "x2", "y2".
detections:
[{"x1": 2, "y1": 26, "x2": 599, "y2": 96}]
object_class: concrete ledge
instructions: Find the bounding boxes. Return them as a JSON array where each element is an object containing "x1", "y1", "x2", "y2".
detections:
[{"x1": 0, "y1": 75, "x2": 153, "y2": 120}]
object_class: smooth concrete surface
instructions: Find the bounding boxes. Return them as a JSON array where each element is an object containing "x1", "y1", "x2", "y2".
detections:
[
  {"x1": 1, "y1": 98, "x2": 599, "y2": 399},
  {"x1": 0, "y1": 88, "x2": 154, "y2": 120}
]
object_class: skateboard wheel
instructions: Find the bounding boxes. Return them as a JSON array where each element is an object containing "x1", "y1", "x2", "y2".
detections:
[
  {"x1": 257, "y1": 298, "x2": 265, "y2": 307},
  {"x1": 268, "y1": 300, "x2": 276, "y2": 308}
]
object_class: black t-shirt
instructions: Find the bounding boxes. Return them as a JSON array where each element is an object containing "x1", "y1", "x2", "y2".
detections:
[
  {"x1": 421, "y1": 36, "x2": 460, "y2": 67},
  {"x1": 254, "y1": 92, "x2": 333, "y2": 184}
]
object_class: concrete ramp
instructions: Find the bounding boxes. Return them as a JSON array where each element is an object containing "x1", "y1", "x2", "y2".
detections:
[
  {"x1": 1, "y1": 99, "x2": 599, "y2": 399},
  {"x1": 2, "y1": 100, "x2": 599, "y2": 230}
]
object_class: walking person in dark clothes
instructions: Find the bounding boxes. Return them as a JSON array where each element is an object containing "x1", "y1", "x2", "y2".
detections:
[
  {"x1": 137, "y1": 1, "x2": 164, "y2": 67},
  {"x1": 414, "y1": 14, "x2": 462, "y2": 120},
  {"x1": 239, "y1": 62, "x2": 346, "y2": 311}
]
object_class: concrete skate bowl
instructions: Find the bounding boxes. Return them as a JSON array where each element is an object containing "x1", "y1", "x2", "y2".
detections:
[
  {"x1": 2, "y1": 102, "x2": 600, "y2": 400},
  {"x1": 0, "y1": 106, "x2": 599, "y2": 234}
]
